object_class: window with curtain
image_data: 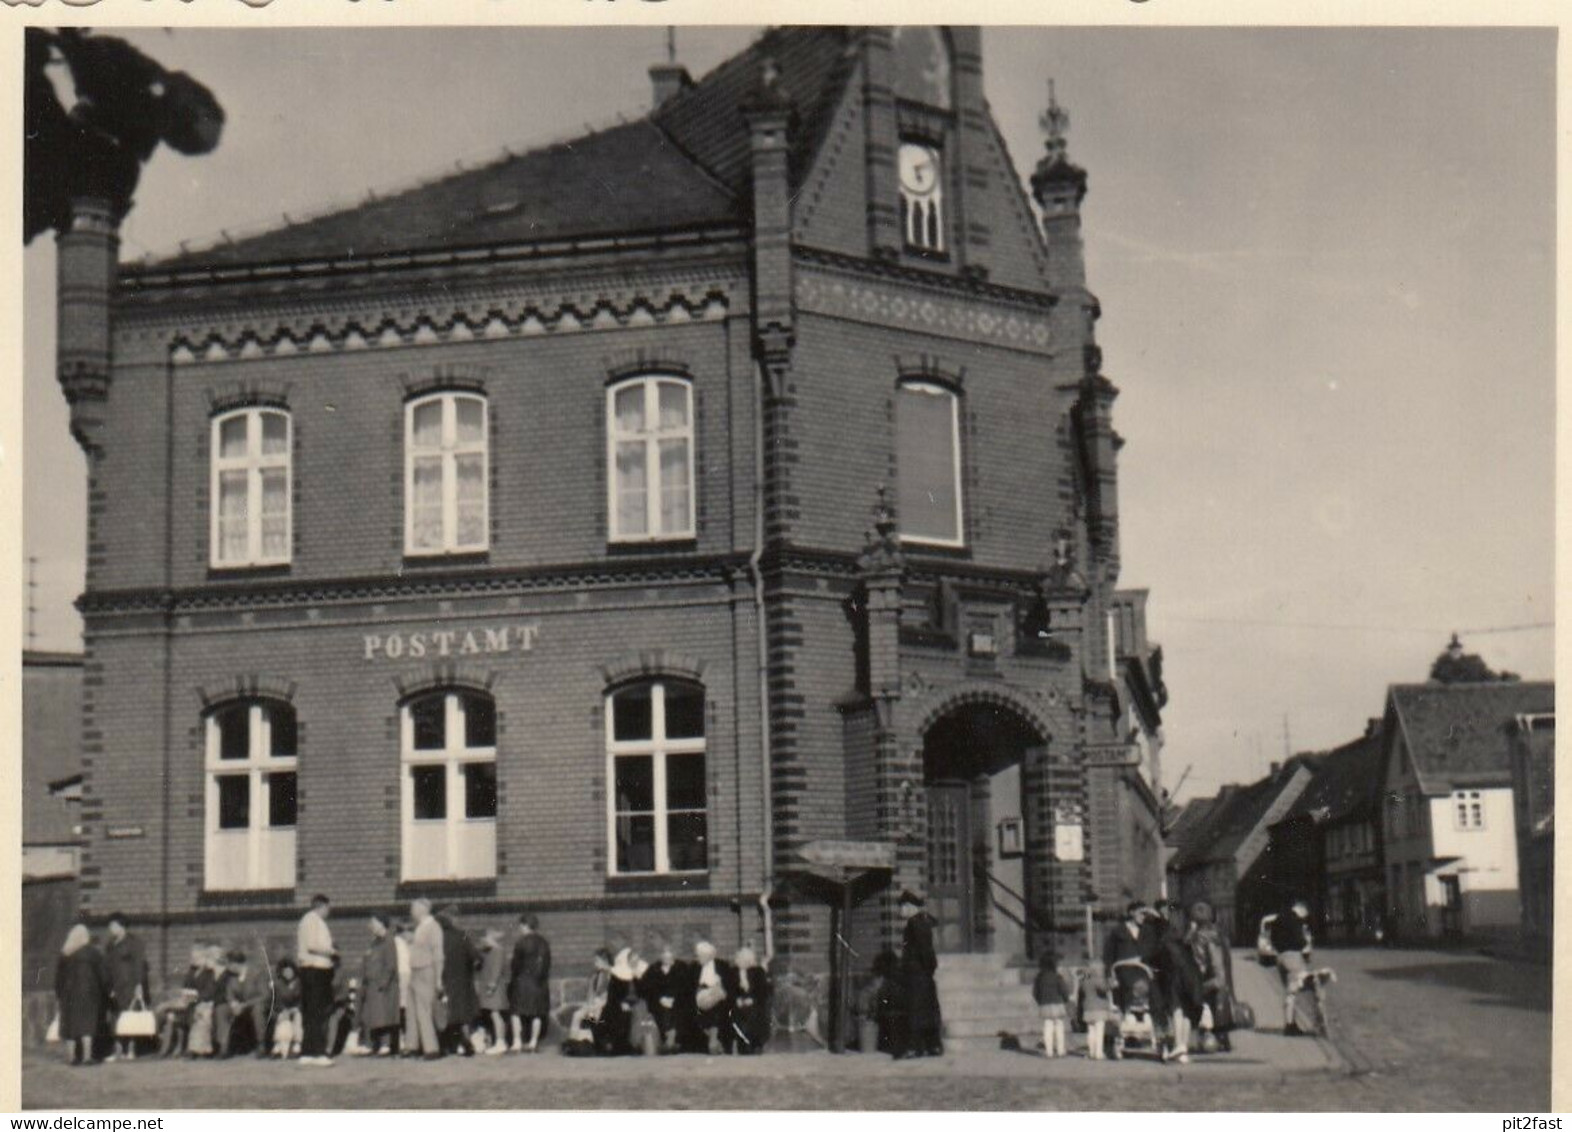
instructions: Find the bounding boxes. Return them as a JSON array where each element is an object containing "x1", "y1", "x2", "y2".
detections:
[
  {"x1": 405, "y1": 392, "x2": 488, "y2": 555},
  {"x1": 896, "y1": 381, "x2": 963, "y2": 546},
  {"x1": 607, "y1": 376, "x2": 694, "y2": 542},
  {"x1": 210, "y1": 408, "x2": 291, "y2": 568}
]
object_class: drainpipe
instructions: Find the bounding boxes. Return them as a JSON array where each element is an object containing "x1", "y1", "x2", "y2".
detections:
[{"x1": 751, "y1": 361, "x2": 774, "y2": 960}]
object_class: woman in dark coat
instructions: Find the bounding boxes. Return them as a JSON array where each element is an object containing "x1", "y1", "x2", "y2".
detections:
[
  {"x1": 360, "y1": 912, "x2": 402, "y2": 1055},
  {"x1": 55, "y1": 924, "x2": 109, "y2": 1066},
  {"x1": 595, "y1": 948, "x2": 641, "y2": 1056},
  {"x1": 898, "y1": 891, "x2": 943, "y2": 1058},
  {"x1": 508, "y1": 913, "x2": 551, "y2": 1053},
  {"x1": 1154, "y1": 901, "x2": 1205, "y2": 1062},
  {"x1": 436, "y1": 907, "x2": 481, "y2": 1055},
  {"x1": 1187, "y1": 901, "x2": 1237, "y2": 1052},
  {"x1": 637, "y1": 943, "x2": 691, "y2": 1053},
  {"x1": 725, "y1": 947, "x2": 772, "y2": 1055}
]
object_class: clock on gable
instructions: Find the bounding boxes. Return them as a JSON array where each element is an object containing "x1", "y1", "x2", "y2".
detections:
[{"x1": 898, "y1": 141, "x2": 945, "y2": 252}]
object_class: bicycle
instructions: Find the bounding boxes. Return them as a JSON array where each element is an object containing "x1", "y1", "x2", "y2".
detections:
[{"x1": 1290, "y1": 964, "x2": 1337, "y2": 1037}]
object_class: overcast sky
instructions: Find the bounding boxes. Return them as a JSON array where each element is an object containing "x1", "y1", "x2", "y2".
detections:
[{"x1": 22, "y1": 26, "x2": 1555, "y2": 799}]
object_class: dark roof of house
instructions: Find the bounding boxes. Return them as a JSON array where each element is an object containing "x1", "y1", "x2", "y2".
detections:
[
  {"x1": 1164, "y1": 793, "x2": 1222, "y2": 850},
  {"x1": 1168, "y1": 757, "x2": 1320, "y2": 874},
  {"x1": 23, "y1": 652, "x2": 83, "y2": 846},
  {"x1": 1277, "y1": 729, "x2": 1386, "y2": 826},
  {"x1": 140, "y1": 26, "x2": 859, "y2": 274},
  {"x1": 1388, "y1": 681, "x2": 1554, "y2": 793}
]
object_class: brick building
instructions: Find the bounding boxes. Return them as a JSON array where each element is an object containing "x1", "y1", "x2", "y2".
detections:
[{"x1": 54, "y1": 27, "x2": 1165, "y2": 989}]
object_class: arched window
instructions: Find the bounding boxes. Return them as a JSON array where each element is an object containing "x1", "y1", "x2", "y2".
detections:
[
  {"x1": 895, "y1": 381, "x2": 964, "y2": 546},
  {"x1": 204, "y1": 700, "x2": 297, "y2": 890},
  {"x1": 605, "y1": 680, "x2": 706, "y2": 875},
  {"x1": 400, "y1": 689, "x2": 497, "y2": 881},
  {"x1": 406, "y1": 391, "x2": 489, "y2": 555},
  {"x1": 211, "y1": 407, "x2": 291, "y2": 568},
  {"x1": 607, "y1": 376, "x2": 695, "y2": 542},
  {"x1": 892, "y1": 27, "x2": 952, "y2": 110}
]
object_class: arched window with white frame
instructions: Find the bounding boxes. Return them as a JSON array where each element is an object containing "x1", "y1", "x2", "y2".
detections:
[
  {"x1": 400, "y1": 689, "x2": 497, "y2": 881},
  {"x1": 606, "y1": 680, "x2": 707, "y2": 875},
  {"x1": 211, "y1": 407, "x2": 291, "y2": 568},
  {"x1": 405, "y1": 391, "x2": 489, "y2": 556},
  {"x1": 895, "y1": 380, "x2": 964, "y2": 546},
  {"x1": 204, "y1": 699, "x2": 297, "y2": 891},
  {"x1": 607, "y1": 376, "x2": 695, "y2": 542}
]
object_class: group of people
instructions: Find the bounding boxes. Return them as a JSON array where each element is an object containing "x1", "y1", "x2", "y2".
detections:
[
  {"x1": 51, "y1": 893, "x2": 776, "y2": 1068},
  {"x1": 1097, "y1": 897, "x2": 1242, "y2": 1063}
]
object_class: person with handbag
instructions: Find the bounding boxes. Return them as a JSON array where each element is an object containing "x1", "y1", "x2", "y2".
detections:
[
  {"x1": 436, "y1": 906, "x2": 481, "y2": 1056},
  {"x1": 54, "y1": 924, "x2": 109, "y2": 1067},
  {"x1": 690, "y1": 940, "x2": 731, "y2": 1055},
  {"x1": 103, "y1": 913, "x2": 149, "y2": 1061},
  {"x1": 1187, "y1": 901, "x2": 1237, "y2": 1053}
]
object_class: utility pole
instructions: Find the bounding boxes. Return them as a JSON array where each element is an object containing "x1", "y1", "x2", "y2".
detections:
[{"x1": 1282, "y1": 713, "x2": 1293, "y2": 763}]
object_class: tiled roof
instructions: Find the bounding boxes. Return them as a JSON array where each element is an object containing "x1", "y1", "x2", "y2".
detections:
[
  {"x1": 139, "y1": 26, "x2": 859, "y2": 274},
  {"x1": 1389, "y1": 681, "x2": 1554, "y2": 793},
  {"x1": 1168, "y1": 758, "x2": 1318, "y2": 873},
  {"x1": 1278, "y1": 729, "x2": 1386, "y2": 826},
  {"x1": 1164, "y1": 793, "x2": 1221, "y2": 850}
]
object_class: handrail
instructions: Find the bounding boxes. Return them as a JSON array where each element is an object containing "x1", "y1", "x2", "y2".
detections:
[{"x1": 977, "y1": 862, "x2": 1053, "y2": 931}]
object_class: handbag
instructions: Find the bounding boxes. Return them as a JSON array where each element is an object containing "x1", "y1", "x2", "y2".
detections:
[
  {"x1": 695, "y1": 984, "x2": 726, "y2": 1012},
  {"x1": 115, "y1": 992, "x2": 157, "y2": 1038},
  {"x1": 432, "y1": 994, "x2": 449, "y2": 1033},
  {"x1": 1232, "y1": 996, "x2": 1256, "y2": 1030},
  {"x1": 45, "y1": 1014, "x2": 60, "y2": 1043}
]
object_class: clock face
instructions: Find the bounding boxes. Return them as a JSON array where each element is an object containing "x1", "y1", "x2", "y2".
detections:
[{"x1": 899, "y1": 143, "x2": 941, "y2": 196}]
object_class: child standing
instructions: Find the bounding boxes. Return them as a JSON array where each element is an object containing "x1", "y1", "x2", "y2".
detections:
[
  {"x1": 1032, "y1": 951, "x2": 1070, "y2": 1059},
  {"x1": 1080, "y1": 961, "x2": 1110, "y2": 1060}
]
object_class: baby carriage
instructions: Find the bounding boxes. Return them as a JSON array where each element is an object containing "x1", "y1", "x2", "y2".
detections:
[{"x1": 1109, "y1": 958, "x2": 1165, "y2": 1062}]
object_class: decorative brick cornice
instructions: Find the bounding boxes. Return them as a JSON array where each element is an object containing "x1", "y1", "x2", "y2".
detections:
[
  {"x1": 78, "y1": 553, "x2": 751, "y2": 618},
  {"x1": 795, "y1": 245, "x2": 1055, "y2": 311},
  {"x1": 598, "y1": 648, "x2": 708, "y2": 690}
]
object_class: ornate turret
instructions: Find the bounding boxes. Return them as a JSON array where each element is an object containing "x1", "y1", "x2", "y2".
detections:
[{"x1": 1031, "y1": 80, "x2": 1089, "y2": 293}]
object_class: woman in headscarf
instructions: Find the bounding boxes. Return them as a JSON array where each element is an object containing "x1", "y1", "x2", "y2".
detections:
[
  {"x1": 435, "y1": 906, "x2": 481, "y2": 1056},
  {"x1": 54, "y1": 924, "x2": 108, "y2": 1066},
  {"x1": 1187, "y1": 900, "x2": 1237, "y2": 1053},
  {"x1": 508, "y1": 913, "x2": 551, "y2": 1054},
  {"x1": 691, "y1": 940, "x2": 731, "y2": 1055},
  {"x1": 595, "y1": 947, "x2": 641, "y2": 1056},
  {"x1": 725, "y1": 946, "x2": 772, "y2": 1055},
  {"x1": 474, "y1": 927, "x2": 510, "y2": 1054},
  {"x1": 359, "y1": 912, "x2": 401, "y2": 1056}
]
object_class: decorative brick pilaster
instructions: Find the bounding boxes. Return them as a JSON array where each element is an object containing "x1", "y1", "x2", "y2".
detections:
[{"x1": 56, "y1": 196, "x2": 119, "y2": 456}]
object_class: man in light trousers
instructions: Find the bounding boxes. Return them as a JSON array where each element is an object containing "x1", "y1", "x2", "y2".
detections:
[{"x1": 405, "y1": 898, "x2": 445, "y2": 1058}]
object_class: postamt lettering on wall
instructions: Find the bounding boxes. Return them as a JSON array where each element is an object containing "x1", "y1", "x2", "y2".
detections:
[{"x1": 363, "y1": 622, "x2": 542, "y2": 661}]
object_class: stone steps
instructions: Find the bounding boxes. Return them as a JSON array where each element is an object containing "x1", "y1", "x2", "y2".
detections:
[{"x1": 935, "y1": 952, "x2": 1040, "y2": 1046}]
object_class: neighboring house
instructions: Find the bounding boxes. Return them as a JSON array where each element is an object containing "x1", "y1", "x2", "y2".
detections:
[
  {"x1": 22, "y1": 650, "x2": 84, "y2": 879},
  {"x1": 1508, "y1": 711, "x2": 1553, "y2": 950},
  {"x1": 52, "y1": 27, "x2": 1164, "y2": 978},
  {"x1": 1264, "y1": 721, "x2": 1386, "y2": 943},
  {"x1": 1381, "y1": 681, "x2": 1553, "y2": 941},
  {"x1": 1166, "y1": 758, "x2": 1319, "y2": 944}
]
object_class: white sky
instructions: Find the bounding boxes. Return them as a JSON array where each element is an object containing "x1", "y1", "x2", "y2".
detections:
[{"x1": 21, "y1": 26, "x2": 1555, "y2": 800}]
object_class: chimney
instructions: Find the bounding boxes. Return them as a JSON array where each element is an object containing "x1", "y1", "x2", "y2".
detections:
[
  {"x1": 742, "y1": 56, "x2": 795, "y2": 398},
  {"x1": 649, "y1": 62, "x2": 692, "y2": 110},
  {"x1": 1269, "y1": 761, "x2": 1282, "y2": 777},
  {"x1": 56, "y1": 196, "x2": 119, "y2": 456}
]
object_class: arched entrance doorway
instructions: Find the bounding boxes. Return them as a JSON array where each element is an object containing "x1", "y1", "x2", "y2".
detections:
[{"x1": 921, "y1": 699, "x2": 1047, "y2": 955}]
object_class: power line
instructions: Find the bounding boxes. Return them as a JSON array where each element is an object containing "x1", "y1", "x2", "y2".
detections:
[{"x1": 1160, "y1": 615, "x2": 1552, "y2": 637}]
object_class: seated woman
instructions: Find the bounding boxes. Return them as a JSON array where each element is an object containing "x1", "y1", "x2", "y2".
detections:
[
  {"x1": 270, "y1": 959, "x2": 304, "y2": 1058},
  {"x1": 184, "y1": 946, "x2": 223, "y2": 1058},
  {"x1": 155, "y1": 946, "x2": 207, "y2": 1058},
  {"x1": 562, "y1": 948, "x2": 613, "y2": 1054},
  {"x1": 691, "y1": 941, "x2": 731, "y2": 1055},
  {"x1": 725, "y1": 947, "x2": 771, "y2": 1055},
  {"x1": 593, "y1": 948, "x2": 645, "y2": 1056},
  {"x1": 637, "y1": 943, "x2": 692, "y2": 1054}
]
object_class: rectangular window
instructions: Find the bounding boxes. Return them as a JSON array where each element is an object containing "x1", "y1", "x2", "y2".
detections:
[
  {"x1": 607, "y1": 377, "x2": 695, "y2": 542},
  {"x1": 896, "y1": 382, "x2": 963, "y2": 546},
  {"x1": 210, "y1": 409, "x2": 292, "y2": 568},
  {"x1": 1453, "y1": 790, "x2": 1485, "y2": 830},
  {"x1": 405, "y1": 393, "x2": 489, "y2": 556},
  {"x1": 205, "y1": 701, "x2": 298, "y2": 891},
  {"x1": 401, "y1": 691, "x2": 497, "y2": 881},
  {"x1": 607, "y1": 681, "x2": 707, "y2": 875}
]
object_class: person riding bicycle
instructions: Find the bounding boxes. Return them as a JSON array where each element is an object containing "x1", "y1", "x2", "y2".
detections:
[{"x1": 1269, "y1": 899, "x2": 1314, "y2": 1035}]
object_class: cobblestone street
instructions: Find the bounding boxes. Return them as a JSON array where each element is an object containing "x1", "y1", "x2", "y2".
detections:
[{"x1": 21, "y1": 947, "x2": 1550, "y2": 1111}]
